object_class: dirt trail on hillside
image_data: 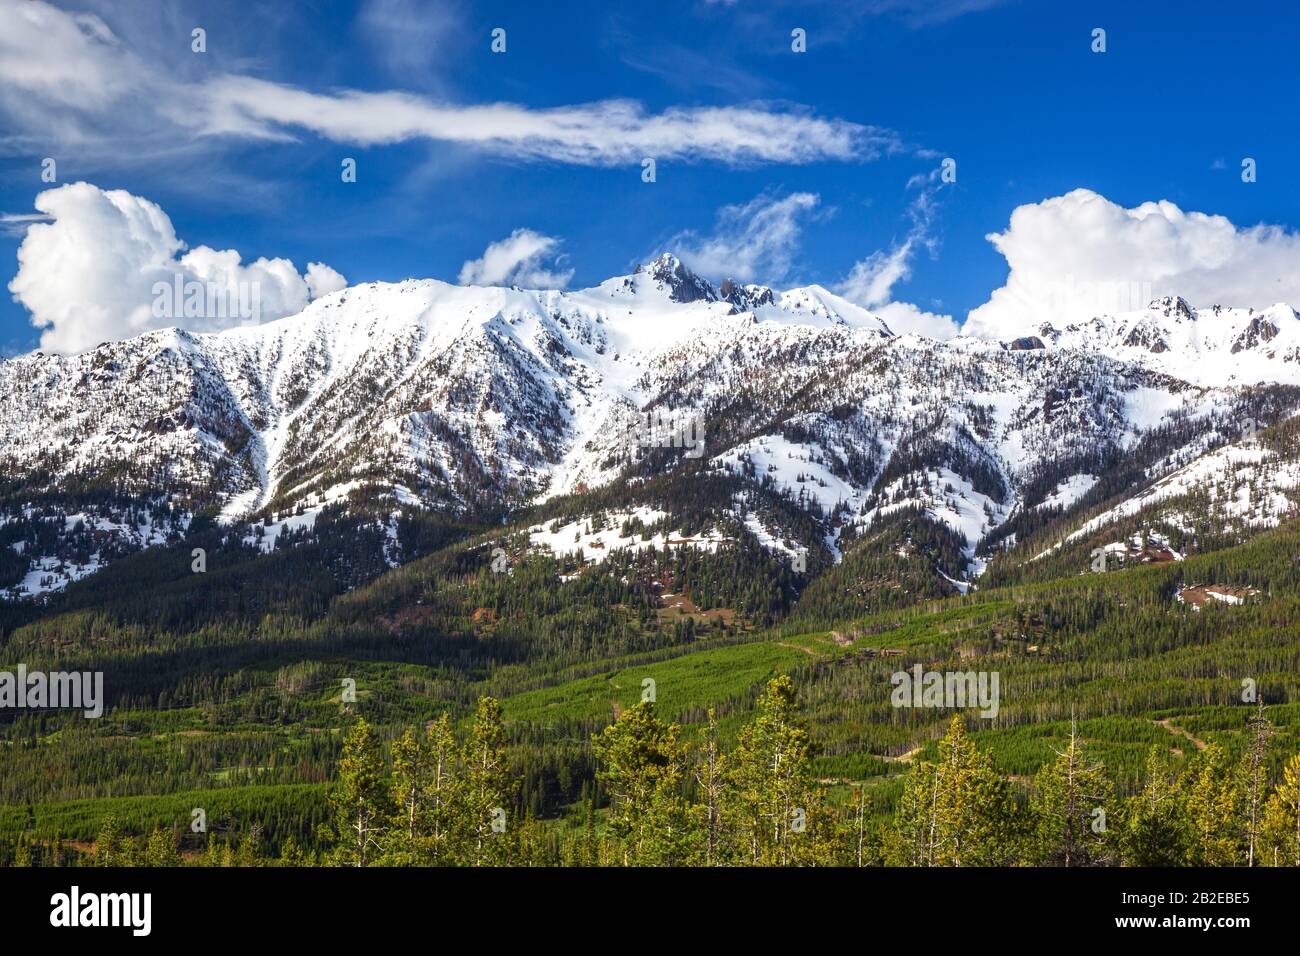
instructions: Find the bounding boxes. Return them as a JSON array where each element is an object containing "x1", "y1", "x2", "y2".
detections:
[
  {"x1": 888, "y1": 745, "x2": 924, "y2": 762},
  {"x1": 1156, "y1": 718, "x2": 1208, "y2": 751},
  {"x1": 775, "y1": 641, "x2": 818, "y2": 657}
]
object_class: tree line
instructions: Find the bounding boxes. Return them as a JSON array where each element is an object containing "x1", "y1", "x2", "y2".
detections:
[{"x1": 11, "y1": 681, "x2": 1300, "y2": 867}]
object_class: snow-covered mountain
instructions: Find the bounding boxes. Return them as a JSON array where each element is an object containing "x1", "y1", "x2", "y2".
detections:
[
  {"x1": 1030, "y1": 296, "x2": 1300, "y2": 386},
  {"x1": 4, "y1": 254, "x2": 1300, "y2": 599}
]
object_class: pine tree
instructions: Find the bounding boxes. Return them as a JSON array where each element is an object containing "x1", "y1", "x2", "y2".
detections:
[
  {"x1": 202, "y1": 834, "x2": 221, "y2": 868},
  {"x1": 592, "y1": 700, "x2": 696, "y2": 865},
  {"x1": 694, "y1": 708, "x2": 727, "y2": 865},
  {"x1": 895, "y1": 715, "x2": 1017, "y2": 866},
  {"x1": 93, "y1": 816, "x2": 123, "y2": 867},
  {"x1": 327, "y1": 717, "x2": 391, "y2": 867},
  {"x1": 1186, "y1": 744, "x2": 1244, "y2": 866},
  {"x1": 1241, "y1": 701, "x2": 1275, "y2": 867},
  {"x1": 13, "y1": 833, "x2": 31, "y2": 867},
  {"x1": 1031, "y1": 719, "x2": 1113, "y2": 866},
  {"x1": 852, "y1": 786, "x2": 868, "y2": 867},
  {"x1": 386, "y1": 715, "x2": 463, "y2": 864},
  {"x1": 235, "y1": 825, "x2": 264, "y2": 867},
  {"x1": 895, "y1": 758, "x2": 940, "y2": 866},
  {"x1": 278, "y1": 834, "x2": 306, "y2": 867},
  {"x1": 512, "y1": 811, "x2": 557, "y2": 866},
  {"x1": 562, "y1": 798, "x2": 603, "y2": 867},
  {"x1": 462, "y1": 697, "x2": 513, "y2": 866},
  {"x1": 387, "y1": 727, "x2": 431, "y2": 865},
  {"x1": 145, "y1": 827, "x2": 182, "y2": 867},
  {"x1": 726, "y1": 676, "x2": 831, "y2": 866},
  {"x1": 1119, "y1": 746, "x2": 1191, "y2": 865},
  {"x1": 424, "y1": 714, "x2": 461, "y2": 864},
  {"x1": 1261, "y1": 752, "x2": 1300, "y2": 867}
]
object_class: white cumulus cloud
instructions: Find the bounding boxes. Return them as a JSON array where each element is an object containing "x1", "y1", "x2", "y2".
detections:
[
  {"x1": 964, "y1": 188, "x2": 1300, "y2": 339},
  {"x1": 305, "y1": 261, "x2": 349, "y2": 299},
  {"x1": 8, "y1": 182, "x2": 346, "y2": 354},
  {"x1": 458, "y1": 229, "x2": 573, "y2": 288}
]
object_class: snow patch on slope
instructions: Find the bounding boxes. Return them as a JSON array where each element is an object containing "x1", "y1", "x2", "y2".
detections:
[
  {"x1": 713, "y1": 434, "x2": 863, "y2": 515},
  {"x1": 860, "y1": 467, "x2": 1012, "y2": 562},
  {"x1": 1035, "y1": 442, "x2": 1300, "y2": 556},
  {"x1": 1035, "y1": 474, "x2": 1099, "y2": 511},
  {"x1": 526, "y1": 508, "x2": 733, "y2": 566}
]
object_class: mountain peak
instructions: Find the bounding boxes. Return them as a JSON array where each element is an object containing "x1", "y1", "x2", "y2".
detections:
[
  {"x1": 719, "y1": 278, "x2": 775, "y2": 311},
  {"x1": 634, "y1": 253, "x2": 717, "y2": 303},
  {"x1": 1147, "y1": 295, "x2": 1194, "y2": 320}
]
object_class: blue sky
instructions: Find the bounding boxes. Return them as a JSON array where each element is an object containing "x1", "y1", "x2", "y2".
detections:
[{"x1": 3, "y1": 0, "x2": 1300, "y2": 354}]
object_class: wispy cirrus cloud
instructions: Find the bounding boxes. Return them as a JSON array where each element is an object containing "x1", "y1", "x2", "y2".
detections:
[
  {"x1": 354, "y1": 0, "x2": 469, "y2": 90},
  {"x1": 0, "y1": 213, "x2": 52, "y2": 237},
  {"x1": 703, "y1": 0, "x2": 1013, "y2": 29},
  {"x1": 669, "y1": 191, "x2": 824, "y2": 284},
  {"x1": 202, "y1": 76, "x2": 893, "y2": 164},
  {"x1": 836, "y1": 175, "x2": 958, "y2": 338},
  {"x1": 851, "y1": 0, "x2": 1015, "y2": 28},
  {"x1": 0, "y1": 0, "x2": 901, "y2": 168},
  {"x1": 663, "y1": 182, "x2": 957, "y2": 339}
]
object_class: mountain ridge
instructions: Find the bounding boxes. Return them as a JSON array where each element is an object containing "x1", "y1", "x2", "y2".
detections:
[{"x1": 5, "y1": 256, "x2": 1300, "y2": 600}]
